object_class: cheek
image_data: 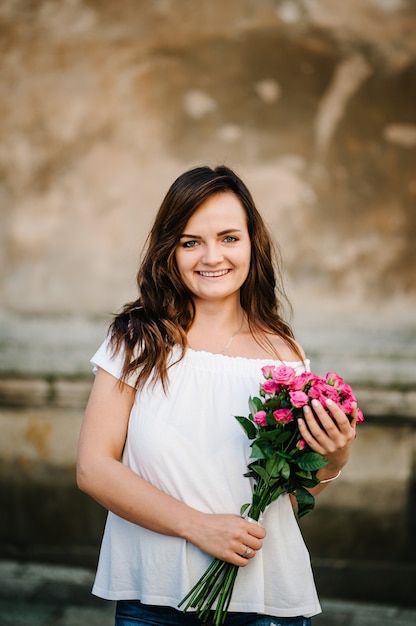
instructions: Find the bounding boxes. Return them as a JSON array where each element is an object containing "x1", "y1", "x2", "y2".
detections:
[
  {"x1": 175, "y1": 250, "x2": 192, "y2": 281},
  {"x1": 240, "y1": 245, "x2": 252, "y2": 275},
  {"x1": 174, "y1": 249, "x2": 184, "y2": 272}
]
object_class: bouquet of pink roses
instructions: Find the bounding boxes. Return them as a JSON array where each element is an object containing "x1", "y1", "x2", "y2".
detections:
[{"x1": 179, "y1": 365, "x2": 363, "y2": 625}]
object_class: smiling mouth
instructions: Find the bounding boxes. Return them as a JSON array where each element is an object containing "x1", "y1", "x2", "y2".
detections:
[{"x1": 197, "y1": 270, "x2": 230, "y2": 277}]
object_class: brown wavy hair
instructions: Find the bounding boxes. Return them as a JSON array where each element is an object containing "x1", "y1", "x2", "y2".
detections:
[{"x1": 109, "y1": 165, "x2": 301, "y2": 390}]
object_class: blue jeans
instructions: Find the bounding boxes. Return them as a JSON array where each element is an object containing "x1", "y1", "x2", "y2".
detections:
[{"x1": 115, "y1": 600, "x2": 312, "y2": 626}]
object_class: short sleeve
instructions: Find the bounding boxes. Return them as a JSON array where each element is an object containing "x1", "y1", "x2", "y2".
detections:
[{"x1": 90, "y1": 335, "x2": 137, "y2": 388}]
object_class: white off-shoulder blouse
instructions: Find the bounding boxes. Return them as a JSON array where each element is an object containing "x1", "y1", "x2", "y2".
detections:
[{"x1": 90, "y1": 338, "x2": 321, "y2": 619}]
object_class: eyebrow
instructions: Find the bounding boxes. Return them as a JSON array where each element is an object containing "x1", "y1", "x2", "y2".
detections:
[{"x1": 179, "y1": 228, "x2": 243, "y2": 238}]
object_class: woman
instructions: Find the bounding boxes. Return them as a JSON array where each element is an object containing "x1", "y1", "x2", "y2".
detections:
[{"x1": 77, "y1": 165, "x2": 357, "y2": 626}]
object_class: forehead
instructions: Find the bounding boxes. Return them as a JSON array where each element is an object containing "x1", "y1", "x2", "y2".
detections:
[{"x1": 184, "y1": 192, "x2": 247, "y2": 230}]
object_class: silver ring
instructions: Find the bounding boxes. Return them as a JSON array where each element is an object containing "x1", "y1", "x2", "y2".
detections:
[{"x1": 243, "y1": 547, "x2": 251, "y2": 558}]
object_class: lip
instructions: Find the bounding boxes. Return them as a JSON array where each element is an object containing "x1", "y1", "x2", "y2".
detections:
[{"x1": 196, "y1": 269, "x2": 231, "y2": 277}]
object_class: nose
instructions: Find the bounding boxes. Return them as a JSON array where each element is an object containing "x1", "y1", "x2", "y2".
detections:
[{"x1": 202, "y1": 242, "x2": 224, "y2": 265}]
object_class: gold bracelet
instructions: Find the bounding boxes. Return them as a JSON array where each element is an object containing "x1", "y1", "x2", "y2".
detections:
[{"x1": 319, "y1": 469, "x2": 342, "y2": 484}]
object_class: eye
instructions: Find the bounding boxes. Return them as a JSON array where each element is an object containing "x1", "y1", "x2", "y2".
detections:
[
  {"x1": 182, "y1": 240, "x2": 200, "y2": 248},
  {"x1": 223, "y1": 235, "x2": 238, "y2": 243}
]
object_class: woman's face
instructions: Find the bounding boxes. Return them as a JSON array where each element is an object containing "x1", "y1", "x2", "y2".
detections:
[{"x1": 175, "y1": 192, "x2": 251, "y2": 304}]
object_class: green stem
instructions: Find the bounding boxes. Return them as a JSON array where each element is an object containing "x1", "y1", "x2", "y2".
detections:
[
  {"x1": 178, "y1": 558, "x2": 224, "y2": 610},
  {"x1": 212, "y1": 565, "x2": 239, "y2": 625},
  {"x1": 195, "y1": 562, "x2": 229, "y2": 613},
  {"x1": 283, "y1": 428, "x2": 298, "y2": 455},
  {"x1": 249, "y1": 480, "x2": 270, "y2": 520}
]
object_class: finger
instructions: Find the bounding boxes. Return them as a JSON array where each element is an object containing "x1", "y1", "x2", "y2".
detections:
[
  {"x1": 246, "y1": 522, "x2": 266, "y2": 540},
  {"x1": 312, "y1": 399, "x2": 345, "y2": 430},
  {"x1": 349, "y1": 402, "x2": 359, "y2": 431},
  {"x1": 243, "y1": 533, "x2": 263, "y2": 551},
  {"x1": 314, "y1": 399, "x2": 356, "y2": 440},
  {"x1": 241, "y1": 523, "x2": 264, "y2": 551},
  {"x1": 240, "y1": 546, "x2": 254, "y2": 559},
  {"x1": 302, "y1": 403, "x2": 335, "y2": 440},
  {"x1": 235, "y1": 540, "x2": 260, "y2": 566},
  {"x1": 300, "y1": 403, "x2": 349, "y2": 455},
  {"x1": 236, "y1": 553, "x2": 252, "y2": 567},
  {"x1": 297, "y1": 409, "x2": 327, "y2": 455},
  {"x1": 324, "y1": 399, "x2": 357, "y2": 442}
]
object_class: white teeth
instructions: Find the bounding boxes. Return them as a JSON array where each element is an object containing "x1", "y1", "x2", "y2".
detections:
[{"x1": 198, "y1": 270, "x2": 229, "y2": 277}]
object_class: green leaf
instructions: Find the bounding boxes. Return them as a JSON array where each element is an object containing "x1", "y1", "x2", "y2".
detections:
[
  {"x1": 281, "y1": 460, "x2": 291, "y2": 480},
  {"x1": 266, "y1": 412, "x2": 278, "y2": 427},
  {"x1": 295, "y1": 470, "x2": 312, "y2": 479},
  {"x1": 272, "y1": 431, "x2": 292, "y2": 444},
  {"x1": 268, "y1": 484, "x2": 284, "y2": 504},
  {"x1": 256, "y1": 430, "x2": 279, "y2": 443},
  {"x1": 240, "y1": 503, "x2": 250, "y2": 516},
  {"x1": 264, "y1": 396, "x2": 287, "y2": 410},
  {"x1": 251, "y1": 464, "x2": 271, "y2": 483},
  {"x1": 295, "y1": 487, "x2": 316, "y2": 518},
  {"x1": 248, "y1": 396, "x2": 264, "y2": 416},
  {"x1": 252, "y1": 493, "x2": 261, "y2": 508},
  {"x1": 251, "y1": 440, "x2": 274, "y2": 458},
  {"x1": 266, "y1": 454, "x2": 285, "y2": 478},
  {"x1": 297, "y1": 452, "x2": 328, "y2": 471},
  {"x1": 250, "y1": 442, "x2": 269, "y2": 460},
  {"x1": 235, "y1": 415, "x2": 257, "y2": 440},
  {"x1": 298, "y1": 477, "x2": 320, "y2": 488},
  {"x1": 253, "y1": 396, "x2": 265, "y2": 411},
  {"x1": 276, "y1": 450, "x2": 293, "y2": 461}
]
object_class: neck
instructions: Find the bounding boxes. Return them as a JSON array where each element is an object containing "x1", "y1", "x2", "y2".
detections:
[
  {"x1": 187, "y1": 301, "x2": 246, "y2": 354},
  {"x1": 192, "y1": 299, "x2": 244, "y2": 329},
  {"x1": 221, "y1": 315, "x2": 245, "y2": 354}
]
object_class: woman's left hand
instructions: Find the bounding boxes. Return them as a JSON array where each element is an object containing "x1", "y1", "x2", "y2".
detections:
[{"x1": 298, "y1": 398, "x2": 358, "y2": 486}]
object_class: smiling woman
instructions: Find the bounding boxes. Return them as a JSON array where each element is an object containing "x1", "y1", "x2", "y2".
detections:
[
  {"x1": 77, "y1": 165, "x2": 358, "y2": 626},
  {"x1": 175, "y1": 192, "x2": 251, "y2": 311}
]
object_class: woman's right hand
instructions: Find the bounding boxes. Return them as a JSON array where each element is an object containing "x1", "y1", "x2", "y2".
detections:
[
  {"x1": 186, "y1": 511, "x2": 266, "y2": 567},
  {"x1": 77, "y1": 368, "x2": 265, "y2": 565}
]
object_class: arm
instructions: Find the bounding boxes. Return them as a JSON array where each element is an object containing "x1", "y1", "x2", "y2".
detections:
[
  {"x1": 77, "y1": 367, "x2": 265, "y2": 565},
  {"x1": 297, "y1": 397, "x2": 358, "y2": 496}
]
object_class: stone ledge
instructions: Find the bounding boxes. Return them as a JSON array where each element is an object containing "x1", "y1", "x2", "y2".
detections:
[
  {"x1": 0, "y1": 377, "x2": 415, "y2": 423},
  {"x1": 0, "y1": 557, "x2": 415, "y2": 614},
  {"x1": 354, "y1": 387, "x2": 416, "y2": 421},
  {"x1": 0, "y1": 378, "x2": 92, "y2": 409},
  {"x1": 313, "y1": 558, "x2": 416, "y2": 609}
]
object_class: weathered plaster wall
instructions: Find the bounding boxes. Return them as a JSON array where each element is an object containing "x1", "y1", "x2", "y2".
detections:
[
  {"x1": 1, "y1": 377, "x2": 415, "y2": 606},
  {"x1": 0, "y1": 0, "x2": 415, "y2": 605},
  {"x1": 1, "y1": 0, "x2": 415, "y2": 322}
]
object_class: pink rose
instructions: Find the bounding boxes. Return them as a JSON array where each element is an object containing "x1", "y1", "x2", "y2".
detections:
[
  {"x1": 340, "y1": 399, "x2": 353, "y2": 415},
  {"x1": 325, "y1": 372, "x2": 344, "y2": 388},
  {"x1": 356, "y1": 407, "x2": 365, "y2": 423},
  {"x1": 273, "y1": 408, "x2": 294, "y2": 424},
  {"x1": 262, "y1": 379, "x2": 279, "y2": 395},
  {"x1": 289, "y1": 390, "x2": 309, "y2": 408},
  {"x1": 309, "y1": 373, "x2": 324, "y2": 385},
  {"x1": 254, "y1": 410, "x2": 267, "y2": 426},
  {"x1": 308, "y1": 387, "x2": 325, "y2": 404},
  {"x1": 290, "y1": 371, "x2": 316, "y2": 391},
  {"x1": 339, "y1": 382, "x2": 356, "y2": 402},
  {"x1": 296, "y1": 439, "x2": 306, "y2": 450},
  {"x1": 308, "y1": 391, "x2": 325, "y2": 404},
  {"x1": 324, "y1": 384, "x2": 341, "y2": 403},
  {"x1": 308, "y1": 381, "x2": 327, "y2": 400},
  {"x1": 261, "y1": 365, "x2": 275, "y2": 379},
  {"x1": 272, "y1": 365, "x2": 297, "y2": 385}
]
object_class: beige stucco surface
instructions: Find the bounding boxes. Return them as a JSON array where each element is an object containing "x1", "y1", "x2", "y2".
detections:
[{"x1": 0, "y1": 0, "x2": 415, "y2": 596}]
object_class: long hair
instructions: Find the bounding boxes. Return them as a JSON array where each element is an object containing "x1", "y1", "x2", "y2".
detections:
[{"x1": 109, "y1": 165, "x2": 301, "y2": 390}]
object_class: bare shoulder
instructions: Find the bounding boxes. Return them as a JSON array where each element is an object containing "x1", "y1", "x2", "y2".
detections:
[
  {"x1": 229, "y1": 330, "x2": 305, "y2": 361},
  {"x1": 267, "y1": 334, "x2": 305, "y2": 362}
]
